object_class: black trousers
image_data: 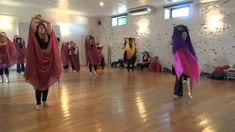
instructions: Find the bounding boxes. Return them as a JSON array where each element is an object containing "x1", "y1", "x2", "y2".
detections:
[
  {"x1": 127, "y1": 58, "x2": 136, "y2": 72},
  {"x1": 100, "y1": 56, "x2": 105, "y2": 69},
  {"x1": 16, "y1": 64, "x2": 25, "y2": 73},
  {"x1": 35, "y1": 89, "x2": 49, "y2": 105},
  {"x1": 174, "y1": 74, "x2": 189, "y2": 96},
  {"x1": 172, "y1": 66, "x2": 188, "y2": 96},
  {"x1": 0, "y1": 68, "x2": 9, "y2": 75},
  {"x1": 140, "y1": 63, "x2": 150, "y2": 70},
  {"x1": 89, "y1": 64, "x2": 97, "y2": 72},
  {"x1": 174, "y1": 74, "x2": 184, "y2": 96}
]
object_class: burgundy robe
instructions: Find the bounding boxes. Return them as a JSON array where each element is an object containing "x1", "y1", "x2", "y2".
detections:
[
  {"x1": 69, "y1": 45, "x2": 80, "y2": 72},
  {"x1": 148, "y1": 60, "x2": 161, "y2": 72},
  {"x1": 24, "y1": 27, "x2": 62, "y2": 91},
  {"x1": 14, "y1": 39, "x2": 27, "y2": 64},
  {"x1": 61, "y1": 42, "x2": 70, "y2": 66},
  {"x1": 85, "y1": 37, "x2": 98, "y2": 65},
  {"x1": 0, "y1": 33, "x2": 17, "y2": 69},
  {"x1": 96, "y1": 44, "x2": 103, "y2": 65}
]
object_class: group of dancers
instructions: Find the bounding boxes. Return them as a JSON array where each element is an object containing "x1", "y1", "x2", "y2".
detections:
[
  {"x1": 0, "y1": 15, "x2": 200, "y2": 109},
  {"x1": 60, "y1": 36, "x2": 104, "y2": 74},
  {"x1": 61, "y1": 41, "x2": 80, "y2": 72},
  {"x1": 0, "y1": 15, "x2": 104, "y2": 109}
]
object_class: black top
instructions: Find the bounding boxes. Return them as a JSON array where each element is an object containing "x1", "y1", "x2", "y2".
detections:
[
  {"x1": 18, "y1": 43, "x2": 23, "y2": 48},
  {"x1": 143, "y1": 56, "x2": 150, "y2": 62},
  {"x1": 16, "y1": 37, "x2": 23, "y2": 48},
  {"x1": 35, "y1": 33, "x2": 50, "y2": 49}
]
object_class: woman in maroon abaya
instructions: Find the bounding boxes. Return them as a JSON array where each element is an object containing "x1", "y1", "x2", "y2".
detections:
[
  {"x1": 24, "y1": 15, "x2": 62, "y2": 110},
  {"x1": 68, "y1": 41, "x2": 80, "y2": 72},
  {"x1": 85, "y1": 35, "x2": 98, "y2": 76},
  {"x1": 0, "y1": 32, "x2": 17, "y2": 83},
  {"x1": 13, "y1": 36, "x2": 27, "y2": 73},
  {"x1": 148, "y1": 56, "x2": 161, "y2": 72},
  {"x1": 61, "y1": 41, "x2": 70, "y2": 69},
  {"x1": 96, "y1": 42, "x2": 104, "y2": 69}
]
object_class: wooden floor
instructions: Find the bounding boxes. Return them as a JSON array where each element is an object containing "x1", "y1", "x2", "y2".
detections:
[{"x1": 0, "y1": 67, "x2": 235, "y2": 132}]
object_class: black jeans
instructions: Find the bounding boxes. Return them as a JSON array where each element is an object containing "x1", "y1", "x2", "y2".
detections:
[
  {"x1": 0, "y1": 68, "x2": 9, "y2": 75},
  {"x1": 35, "y1": 89, "x2": 49, "y2": 105},
  {"x1": 16, "y1": 64, "x2": 25, "y2": 73}
]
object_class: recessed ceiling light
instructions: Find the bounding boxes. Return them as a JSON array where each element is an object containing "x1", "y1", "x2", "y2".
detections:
[{"x1": 100, "y1": 1, "x2": 104, "y2": 7}]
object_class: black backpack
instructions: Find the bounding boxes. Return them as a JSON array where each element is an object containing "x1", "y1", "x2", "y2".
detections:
[{"x1": 210, "y1": 70, "x2": 227, "y2": 80}]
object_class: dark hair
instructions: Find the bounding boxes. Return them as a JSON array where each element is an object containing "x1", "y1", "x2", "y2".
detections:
[
  {"x1": 88, "y1": 36, "x2": 94, "y2": 47},
  {"x1": 175, "y1": 25, "x2": 187, "y2": 32},
  {"x1": 70, "y1": 41, "x2": 74, "y2": 44},
  {"x1": 89, "y1": 36, "x2": 94, "y2": 41},
  {"x1": 56, "y1": 38, "x2": 60, "y2": 43},
  {"x1": 143, "y1": 51, "x2": 150, "y2": 58},
  {"x1": 36, "y1": 23, "x2": 47, "y2": 34},
  {"x1": 0, "y1": 32, "x2": 6, "y2": 37},
  {"x1": 172, "y1": 24, "x2": 196, "y2": 56},
  {"x1": 16, "y1": 37, "x2": 22, "y2": 43}
]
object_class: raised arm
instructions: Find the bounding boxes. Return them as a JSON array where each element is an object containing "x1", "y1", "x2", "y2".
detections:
[
  {"x1": 37, "y1": 15, "x2": 52, "y2": 35},
  {"x1": 30, "y1": 16, "x2": 41, "y2": 33},
  {"x1": 30, "y1": 15, "x2": 52, "y2": 34}
]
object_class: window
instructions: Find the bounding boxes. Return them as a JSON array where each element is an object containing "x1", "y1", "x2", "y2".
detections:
[
  {"x1": 112, "y1": 16, "x2": 127, "y2": 26},
  {"x1": 172, "y1": 6, "x2": 190, "y2": 18},
  {"x1": 112, "y1": 18, "x2": 118, "y2": 26},
  {"x1": 164, "y1": 3, "x2": 191, "y2": 19}
]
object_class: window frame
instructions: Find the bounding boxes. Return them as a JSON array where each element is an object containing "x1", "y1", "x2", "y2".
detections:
[
  {"x1": 170, "y1": 5, "x2": 190, "y2": 18},
  {"x1": 112, "y1": 15, "x2": 127, "y2": 27},
  {"x1": 164, "y1": 2, "x2": 191, "y2": 19}
]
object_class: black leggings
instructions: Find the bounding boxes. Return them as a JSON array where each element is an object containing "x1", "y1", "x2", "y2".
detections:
[
  {"x1": 16, "y1": 64, "x2": 25, "y2": 73},
  {"x1": 35, "y1": 89, "x2": 49, "y2": 105},
  {"x1": 174, "y1": 73, "x2": 189, "y2": 96},
  {"x1": 89, "y1": 64, "x2": 97, "y2": 72},
  {"x1": 0, "y1": 68, "x2": 9, "y2": 75}
]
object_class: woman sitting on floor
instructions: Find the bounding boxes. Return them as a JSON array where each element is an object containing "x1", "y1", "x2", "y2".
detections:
[
  {"x1": 148, "y1": 56, "x2": 161, "y2": 72},
  {"x1": 136, "y1": 51, "x2": 151, "y2": 70}
]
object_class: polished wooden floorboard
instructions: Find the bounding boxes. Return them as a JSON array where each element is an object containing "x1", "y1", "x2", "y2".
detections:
[{"x1": 0, "y1": 67, "x2": 235, "y2": 132}]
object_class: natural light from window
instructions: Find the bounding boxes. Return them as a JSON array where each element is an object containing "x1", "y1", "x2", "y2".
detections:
[
  {"x1": 164, "y1": 3, "x2": 191, "y2": 19},
  {"x1": 112, "y1": 16, "x2": 127, "y2": 27},
  {"x1": 172, "y1": 7, "x2": 190, "y2": 18},
  {"x1": 112, "y1": 18, "x2": 118, "y2": 26}
]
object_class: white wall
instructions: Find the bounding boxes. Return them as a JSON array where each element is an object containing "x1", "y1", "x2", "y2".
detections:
[
  {"x1": 98, "y1": 1, "x2": 235, "y2": 72},
  {"x1": 0, "y1": 15, "x2": 19, "y2": 40}
]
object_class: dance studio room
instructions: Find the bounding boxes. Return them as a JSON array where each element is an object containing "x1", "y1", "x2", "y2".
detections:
[{"x1": 0, "y1": 0, "x2": 235, "y2": 131}]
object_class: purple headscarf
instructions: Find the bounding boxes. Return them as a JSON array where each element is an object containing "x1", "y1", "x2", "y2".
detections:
[
  {"x1": 172, "y1": 25, "x2": 200, "y2": 81},
  {"x1": 172, "y1": 25, "x2": 196, "y2": 56}
]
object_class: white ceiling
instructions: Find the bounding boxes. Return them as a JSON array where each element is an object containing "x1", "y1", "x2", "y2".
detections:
[{"x1": 0, "y1": 0, "x2": 197, "y2": 18}]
